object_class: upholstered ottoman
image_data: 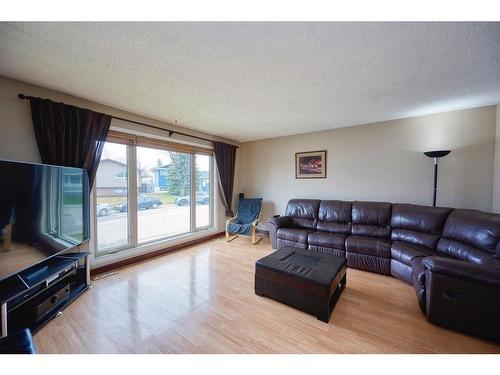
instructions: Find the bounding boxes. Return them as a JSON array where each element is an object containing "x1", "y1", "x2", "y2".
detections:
[{"x1": 255, "y1": 247, "x2": 347, "y2": 322}]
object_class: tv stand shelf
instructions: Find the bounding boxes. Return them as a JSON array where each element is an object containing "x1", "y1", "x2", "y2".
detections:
[
  {"x1": 0, "y1": 249, "x2": 90, "y2": 338},
  {"x1": 20, "y1": 252, "x2": 89, "y2": 288}
]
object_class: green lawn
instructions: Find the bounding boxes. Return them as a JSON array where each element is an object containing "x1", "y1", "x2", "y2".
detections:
[
  {"x1": 146, "y1": 192, "x2": 178, "y2": 204},
  {"x1": 97, "y1": 192, "x2": 179, "y2": 206}
]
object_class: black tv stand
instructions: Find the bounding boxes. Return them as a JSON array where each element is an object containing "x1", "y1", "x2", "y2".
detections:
[{"x1": 0, "y1": 246, "x2": 90, "y2": 338}]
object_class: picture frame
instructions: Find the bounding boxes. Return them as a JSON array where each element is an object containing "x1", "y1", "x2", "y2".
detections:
[{"x1": 295, "y1": 150, "x2": 327, "y2": 179}]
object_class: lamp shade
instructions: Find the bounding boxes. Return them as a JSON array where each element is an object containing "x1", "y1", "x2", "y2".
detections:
[{"x1": 424, "y1": 150, "x2": 451, "y2": 158}]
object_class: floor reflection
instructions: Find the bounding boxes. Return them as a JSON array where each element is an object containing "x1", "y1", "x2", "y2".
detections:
[{"x1": 89, "y1": 249, "x2": 211, "y2": 346}]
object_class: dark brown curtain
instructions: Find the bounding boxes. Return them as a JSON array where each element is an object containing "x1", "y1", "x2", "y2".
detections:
[
  {"x1": 213, "y1": 141, "x2": 237, "y2": 217},
  {"x1": 28, "y1": 97, "x2": 111, "y2": 187}
]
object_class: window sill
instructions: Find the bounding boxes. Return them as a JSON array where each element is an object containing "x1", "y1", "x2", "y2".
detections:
[{"x1": 90, "y1": 226, "x2": 219, "y2": 270}]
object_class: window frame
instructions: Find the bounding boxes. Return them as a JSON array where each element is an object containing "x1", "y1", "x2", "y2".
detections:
[
  {"x1": 194, "y1": 154, "x2": 215, "y2": 231},
  {"x1": 93, "y1": 130, "x2": 216, "y2": 257}
]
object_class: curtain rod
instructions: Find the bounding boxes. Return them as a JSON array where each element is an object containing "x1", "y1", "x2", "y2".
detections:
[{"x1": 17, "y1": 93, "x2": 238, "y2": 148}]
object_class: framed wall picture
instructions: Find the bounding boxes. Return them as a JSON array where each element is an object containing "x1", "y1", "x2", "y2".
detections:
[{"x1": 295, "y1": 150, "x2": 327, "y2": 179}]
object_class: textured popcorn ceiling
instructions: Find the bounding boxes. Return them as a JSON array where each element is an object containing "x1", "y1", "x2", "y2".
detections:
[{"x1": 1, "y1": 22, "x2": 499, "y2": 142}]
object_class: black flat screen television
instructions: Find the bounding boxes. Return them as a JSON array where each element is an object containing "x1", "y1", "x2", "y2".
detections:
[{"x1": 0, "y1": 159, "x2": 90, "y2": 282}]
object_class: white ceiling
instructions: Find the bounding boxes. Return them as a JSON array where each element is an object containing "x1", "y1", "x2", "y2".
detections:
[{"x1": 1, "y1": 22, "x2": 499, "y2": 142}]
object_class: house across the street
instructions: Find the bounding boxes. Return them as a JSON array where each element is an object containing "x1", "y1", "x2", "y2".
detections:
[
  {"x1": 152, "y1": 165, "x2": 209, "y2": 193},
  {"x1": 95, "y1": 159, "x2": 129, "y2": 196}
]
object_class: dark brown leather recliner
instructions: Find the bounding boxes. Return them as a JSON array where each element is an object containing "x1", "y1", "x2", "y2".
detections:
[
  {"x1": 414, "y1": 257, "x2": 500, "y2": 341},
  {"x1": 411, "y1": 209, "x2": 500, "y2": 340}
]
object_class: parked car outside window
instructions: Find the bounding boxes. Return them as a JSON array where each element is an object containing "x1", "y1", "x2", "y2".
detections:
[
  {"x1": 175, "y1": 192, "x2": 210, "y2": 206},
  {"x1": 114, "y1": 195, "x2": 162, "y2": 212},
  {"x1": 97, "y1": 204, "x2": 112, "y2": 217}
]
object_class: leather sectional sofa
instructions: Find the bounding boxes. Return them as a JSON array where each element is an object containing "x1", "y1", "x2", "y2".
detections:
[{"x1": 268, "y1": 199, "x2": 500, "y2": 341}]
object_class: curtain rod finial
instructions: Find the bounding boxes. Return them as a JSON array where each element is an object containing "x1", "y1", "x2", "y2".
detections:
[{"x1": 17, "y1": 93, "x2": 27, "y2": 100}]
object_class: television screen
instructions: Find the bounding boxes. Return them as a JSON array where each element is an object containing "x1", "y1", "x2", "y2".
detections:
[{"x1": 0, "y1": 160, "x2": 90, "y2": 282}]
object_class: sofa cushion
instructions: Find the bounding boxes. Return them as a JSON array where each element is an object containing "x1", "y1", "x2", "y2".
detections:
[
  {"x1": 316, "y1": 200, "x2": 352, "y2": 234},
  {"x1": 285, "y1": 199, "x2": 320, "y2": 229},
  {"x1": 351, "y1": 201, "x2": 392, "y2": 239},
  {"x1": 346, "y1": 252, "x2": 391, "y2": 275},
  {"x1": 391, "y1": 204, "x2": 452, "y2": 250},
  {"x1": 345, "y1": 235, "x2": 391, "y2": 258},
  {"x1": 277, "y1": 227, "x2": 313, "y2": 244},
  {"x1": 308, "y1": 231, "x2": 346, "y2": 250},
  {"x1": 437, "y1": 209, "x2": 500, "y2": 263},
  {"x1": 391, "y1": 241, "x2": 435, "y2": 266}
]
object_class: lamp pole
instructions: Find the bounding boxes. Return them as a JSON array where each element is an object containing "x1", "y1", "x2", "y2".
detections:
[
  {"x1": 431, "y1": 156, "x2": 439, "y2": 207},
  {"x1": 423, "y1": 150, "x2": 451, "y2": 207}
]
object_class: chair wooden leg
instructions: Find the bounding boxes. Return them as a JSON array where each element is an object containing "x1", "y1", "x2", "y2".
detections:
[
  {"x1": 252, "y1": 236, "x2": 262, "y2": 245},
  {"x1": 226, "y1": 232, "x2": 238, "y2": 242},
  {"x1": 251, "y1": 226, "x2": 262, "y2": 245}
]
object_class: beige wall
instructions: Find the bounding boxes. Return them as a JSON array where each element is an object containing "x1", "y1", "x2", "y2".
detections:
[
  {"x1": 1, "y1": 75, "x2": 497, "y2": 232},
  {"x1": 494, "y1": 104, "x2": 500, "y2": 213},
  {"x1": 238, "y1": 106, "x2": 497, "y2": 229},
  {"x1": 0, "y1": 76, "x2": 239, "y2": 232}
]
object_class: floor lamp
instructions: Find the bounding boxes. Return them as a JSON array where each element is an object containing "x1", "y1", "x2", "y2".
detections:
[{"x1": 424, "y1": 150, "x2": 451, "y2": 207}]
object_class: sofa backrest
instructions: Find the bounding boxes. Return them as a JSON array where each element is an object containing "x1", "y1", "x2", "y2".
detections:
[
  {"x1": 391, "y1": 204, "x2": 452, "y2": 250},
  {"x1": 316, "y1": 200, "x2": 352, "y2": 235},
  {"x1": 351, "y1": 201, "x2": 392, "y2": 239},
  {"x1": 437, "y1": 209, "x2": 500, "y2": 264},
  {"x1": 285, "y1": 199, "x2": 320, "y2": 229}
]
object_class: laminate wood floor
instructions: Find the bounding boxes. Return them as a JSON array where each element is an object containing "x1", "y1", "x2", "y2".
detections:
[{"x1": 34, "y1": 236, "x2": 500, "y2": 353}]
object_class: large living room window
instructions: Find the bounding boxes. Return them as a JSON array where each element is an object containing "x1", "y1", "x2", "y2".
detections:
[{"x1": 94, "y1": 132, "x2": 215, "y2": 256}]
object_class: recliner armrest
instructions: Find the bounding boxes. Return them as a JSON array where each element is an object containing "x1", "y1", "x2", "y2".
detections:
[
  {"x1": 423, "y1": 256, "x2": 500, "y2": 288},
  {"x1": 268, "y1": 215, "x2": 292, "y2": 229},
  {"x1": 268, "y1": 216, "x2": 292, "y2": 249}
]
